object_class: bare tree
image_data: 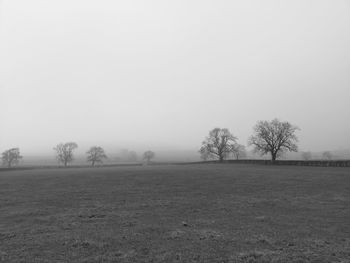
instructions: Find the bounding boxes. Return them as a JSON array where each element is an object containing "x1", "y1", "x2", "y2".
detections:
[
  {"x1": 322, "y1": 151, "x2": 332, "y2": 160},
  {"x1": 54, "y1": 142, "x2": 78, "y2": 167},
  {"x1": 199, "y1": 128, "x2": 237, "y2": 162},
  {"x1": 2, "y1": 148, "x2": 22, "y2": 167},
  {"x1": 232, "y1": 144, "x2": 247, "y2": 160},
  {"x1": 143, "y1": 150, "x2": 155, "y2": 164},
  {"x1": 302, "y1": 151, "x2": 312, "y2": 161},
  {"x1": 86, "y1": 146, "x2": 107, "y2": 166},
  {"x1": 248, "y1": 119, "x2": 299, "y2": 161}
]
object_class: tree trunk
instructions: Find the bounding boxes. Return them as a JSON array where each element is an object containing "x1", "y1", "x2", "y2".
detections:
[
  {"x1": 271, "y1": 152, "x2": 277, "y2": 162},
  {"x1": 219, "y1": 155, "x2": 224, "y2": 162},
  {"x1": 92, "y1": 160, "x2": 95, "y2": 167}
]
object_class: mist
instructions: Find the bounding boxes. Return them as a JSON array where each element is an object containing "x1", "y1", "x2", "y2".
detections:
[{"x1": 1, "y1": 0, "x2": 350, "y2": 159}]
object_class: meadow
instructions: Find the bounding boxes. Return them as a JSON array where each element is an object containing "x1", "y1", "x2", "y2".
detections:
[{"x1": 0, "y1": 164, "x2": 349, "y2": 262}]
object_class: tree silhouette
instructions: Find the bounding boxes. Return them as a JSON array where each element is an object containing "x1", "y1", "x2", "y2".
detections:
[
  {"x1": 54, "y1": 142, "x2": 78, "y2": 167},
  {"x1": 2, "y1": 148, "x2": 22, "y2": 167},
  {"x1": 232, "y1": 144, "x2": 247, "y2": 160},
  {"x1": 248, "y1": 119, "x2": 299, "y2": 161},
  {"x1": 199, "y1": 128, "x2": 237, "y2": 162},
  {"x1": 86, "y1": 146, "x2": 107, "y2": 166}
]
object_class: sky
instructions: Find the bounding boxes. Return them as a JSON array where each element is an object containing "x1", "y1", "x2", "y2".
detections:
[{"x1": 0, "y1": 0, "x2": 350, "y2": 157}]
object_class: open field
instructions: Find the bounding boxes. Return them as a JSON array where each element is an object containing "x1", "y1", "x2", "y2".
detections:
[{"x1": 0, "y1": 164, "x2": 349, "y2": 262}]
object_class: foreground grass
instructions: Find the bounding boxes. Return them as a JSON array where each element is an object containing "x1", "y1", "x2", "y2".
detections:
[{"x1": 0, "y1": 164, "x2": 349, "y2": 262}]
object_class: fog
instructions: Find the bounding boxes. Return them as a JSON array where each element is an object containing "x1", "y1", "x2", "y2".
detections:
[{"x1": 1, "y1": 0, "x2": 350, "y2": 159}]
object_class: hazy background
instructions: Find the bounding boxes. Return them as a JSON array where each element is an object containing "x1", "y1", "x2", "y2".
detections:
[{"x1": 1, "y1": 0, "x2": 349, "y2": 161}]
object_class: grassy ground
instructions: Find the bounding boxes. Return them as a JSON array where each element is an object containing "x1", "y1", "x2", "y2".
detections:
[{"x1": 0, "y1": 164, "x2": 349, "y2": 262}]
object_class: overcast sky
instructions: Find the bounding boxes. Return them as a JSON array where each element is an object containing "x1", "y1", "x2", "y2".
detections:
[{"x1": 0, "y1": 0, "x2": 349, "y2": 156}]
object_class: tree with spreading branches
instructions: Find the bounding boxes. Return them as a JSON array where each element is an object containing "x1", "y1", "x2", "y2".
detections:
[
  {"x1": 248, "y1": 119, "x2": 299, "y2": 161},
  {"x1": 232, "y1": 144, "x2": 247, "y2": 160},
  {"x1": 2, "y1": 148, "x2": 22, "y2": 167},
  {"x1": 54, "y1": 142, "x2": 78, "y2": 167},
  {"x1": 199, "y1": 128, "x2": 237, "y2": 162},
  {"x1": 86, "y1": 146, "x2": 107, "y2": 166}
]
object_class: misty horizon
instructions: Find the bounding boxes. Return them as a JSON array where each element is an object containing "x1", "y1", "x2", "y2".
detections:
[{"x1": 1, "y1": 0, "x2": 350, "y2": 157}]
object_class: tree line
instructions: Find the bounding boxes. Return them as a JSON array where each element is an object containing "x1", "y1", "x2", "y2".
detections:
[
  {"x1": 53, "y1": 145, "x2": 155, "y2": 167},
  {"x1": 1, "y1": 144, "x2": 155, "y2": 168},
  {"x1": 0, "y1": 118, "x2": 336, "y2": 167}
]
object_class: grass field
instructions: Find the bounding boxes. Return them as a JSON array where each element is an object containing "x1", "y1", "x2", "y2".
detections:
[{"x1": 0, "y1": 164, "x2": 349, "y2": 262}]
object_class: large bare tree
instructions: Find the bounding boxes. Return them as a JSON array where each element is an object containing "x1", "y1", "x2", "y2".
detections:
[
  {"x1": 54, "y1": 142, "x2": 78, "y2": 167},
  {"x1": 86, "y1": 146, "x2": 107, "y2": 166},
  {"x1": 199, "y1": 128, "x2": 237, "y2": 162},
  {"x1": 248, "y1": 119, "x2": 299, "y2": 161},
  {"x1": 2, "y1": 148, "x2": 22, "y2": 167}
]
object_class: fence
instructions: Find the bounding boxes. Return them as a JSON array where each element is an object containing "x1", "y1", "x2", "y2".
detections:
[{"x1": 221, "y1": 159, "x2": 350, "y2": 167}]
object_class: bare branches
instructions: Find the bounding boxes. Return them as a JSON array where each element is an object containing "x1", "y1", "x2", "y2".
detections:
[
  {"x1": 86, "y1": 146, "x2": 107, "y2": 166},
  {"x1": 200, "y1": 128, "x2": 237, "y2": 162},
  {"x1": 232, "y1": 144, "x2": 247, "y2": 160},
  {"x1": 53, "y1": 142, "x2": 78, "y2": 167},
  {"x1": 1, "y1": 148, "x2": 22, "y2": 167},
  {"x1": 248, "y1": 119, "x2": 299, "y2": 161}
]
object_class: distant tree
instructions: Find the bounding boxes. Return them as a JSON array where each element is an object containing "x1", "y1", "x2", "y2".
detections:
[
  {"x1": 248, "y1": 119, "x2": 299, "y2": 161},
  {"x1": 143, "y1": 150, "x2": 155, "y2": 164},
  {"x1": 232, "y1": 144, "x2": 247, "y2": 160},
  {"x1": 86, "y1": 146, "x2": 107, "y2": 166},
  {"x1": 54, "y1": 142, "x2": 78, "y2": 167},
  {"x1": 322, "y1": 151, "x2": 333, "y2": 160},
  {"x1": 199, "y1": 128, "x2": 237, "y2": 162},
  {"x1": 2, "y1": 148, "x2": 22, "y2": 167},
  {"x1": 302, "y1": 151, "x2": 312, "y2": 161}
]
